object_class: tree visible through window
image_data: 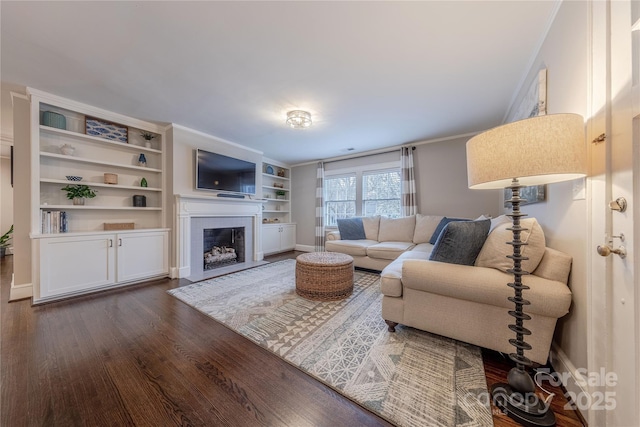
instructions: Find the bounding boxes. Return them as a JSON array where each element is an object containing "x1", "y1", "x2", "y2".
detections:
[
  {"x1": 324, "y1": 168, "x2": 401, "y2": 226},
  {"x1": 363, "y1": 169, "x2": 401, "y2": 218},
  {"x1": 325, "y1": 174, "x2": 356, "y2": 226}
]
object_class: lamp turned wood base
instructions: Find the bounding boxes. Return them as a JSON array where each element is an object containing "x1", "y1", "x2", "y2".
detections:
[{"x1": 385, "y1": 320, "x2": 398, "y2": 332}]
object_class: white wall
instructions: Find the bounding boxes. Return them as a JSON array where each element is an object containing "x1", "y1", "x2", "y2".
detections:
[
  {"x1": 0, "y1": 156, "x2": 13, "y2": 240},
  {"x1": 503, "y1": 1, "x2": 589, "y2": 370},
  {"x1": 11, "y1": 96, "x2": 32, "y2": 288}
]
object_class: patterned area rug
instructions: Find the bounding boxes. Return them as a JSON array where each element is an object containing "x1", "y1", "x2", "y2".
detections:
[{"x1": 168, "y1": 259, "x2": 492, "y2": 427}]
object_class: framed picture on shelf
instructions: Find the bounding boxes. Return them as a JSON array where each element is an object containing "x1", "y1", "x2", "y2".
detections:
[{"x1": 85, "y1": 116, "x2": 128, "y2": 143}]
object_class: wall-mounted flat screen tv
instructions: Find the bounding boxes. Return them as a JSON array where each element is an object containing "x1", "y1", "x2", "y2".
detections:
[{"x1": 195, "y1": 149, "x2": 256, "y2": 195}]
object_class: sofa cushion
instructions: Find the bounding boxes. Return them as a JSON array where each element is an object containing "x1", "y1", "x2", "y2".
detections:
[
  {"x1": 429, "y1": 219, "x2": 490, "y2": 266},
  {"x1": 533, "y1": 247, "x2": 572, "y2": 284},
  {"x1": 336, "y1": 218, "x2": 366, "y2": 240},
  {"x1": 325, "y1": 239, "x2": 378, "y2": 257},
  {"x1": 401, "y1": 260, "x2": 571, "y2": 318},
  {"x1": 378, "y1": 216, "x2": 416, "y2": 242},
  {"x1": 475, "y1": 217, "x2": 546, "y2": 273},
  {"x1": 489, "y1": 214, "x2": 511, "y2": 232},
  {"x1": 413, "y1": 214, "x2": 444, "y2": 244},
  {"x1": 367, "y1": 241, "x2": 416, "y2": 260},
  {"x1": 362, "y1": 216, "x2": 381, "y2": 241},
  {"x1": 380, "y1": 251, "x2": 431, "y2": 297},
  {"x1": 410, "y1": 243, "x2": 435, "y2": 254},
  {"x1": 429, "y1": 217, "x2": 469, "y2": 244}
]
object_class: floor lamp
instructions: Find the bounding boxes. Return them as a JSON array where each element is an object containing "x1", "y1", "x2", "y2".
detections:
[{"x1": 466, "y1": 114, "x2": 586, "y2": 427}]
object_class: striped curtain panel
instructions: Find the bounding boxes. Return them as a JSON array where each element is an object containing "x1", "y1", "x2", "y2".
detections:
[
  {"x1": 315, "y1": 161, "x2": 325, "y2": 251},
  {"x1": 401, "y1": 147, "x2": 417, "y2": 216}
]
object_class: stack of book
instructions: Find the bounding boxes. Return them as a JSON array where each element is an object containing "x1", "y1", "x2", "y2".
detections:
[{"x1": 41, "y1": 210, "x2": 68, "y2": 234}]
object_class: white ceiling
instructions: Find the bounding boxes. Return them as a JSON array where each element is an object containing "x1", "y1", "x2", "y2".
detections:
[{"x1": 1, "y1": 1, "x2": 559, "y2": 164}]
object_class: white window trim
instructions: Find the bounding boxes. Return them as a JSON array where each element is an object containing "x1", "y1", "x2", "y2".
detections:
[{"x1": 324, "y1": 160, "x2": 400, "y2": 228}]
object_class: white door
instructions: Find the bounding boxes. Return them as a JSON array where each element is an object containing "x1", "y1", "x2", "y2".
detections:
[
  {"x1": 589, "y1": 1, "x2": 639, "y2": 426},
  {"x1": 607, "y1": 2, "x2": 639, "y2": 425}
]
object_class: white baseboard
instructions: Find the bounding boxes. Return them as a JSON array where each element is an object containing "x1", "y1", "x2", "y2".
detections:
[
  {"x1": 170, "y1": 266, "x2": 191, "y2": 279},
  {"x1": 9, "y1": 274, "x2": 33, "y2": 301},
  {"x1": 295, "y1": 244, "x2": 314, "y2": 253},
  {"x1": 549, "y1": 342, "x2": 587, "y2": 421}
]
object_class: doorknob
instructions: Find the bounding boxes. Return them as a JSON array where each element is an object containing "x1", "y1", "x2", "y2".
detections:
[
  {"x1": 609, "y1": 197, "x2": 627, "y2": 212},
  {"x1": 597, "y1": 244, "x2": 627, "y2": 258}
]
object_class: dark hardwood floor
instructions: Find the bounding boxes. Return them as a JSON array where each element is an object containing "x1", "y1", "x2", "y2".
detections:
[{"x1": 1, "y1": 253, "x2": 584, "y2": 426}]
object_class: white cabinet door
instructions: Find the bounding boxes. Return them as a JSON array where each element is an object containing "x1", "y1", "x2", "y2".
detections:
[
  {"x1": 262, "y1": 225, "x2": 282, "y2": 255},
  {"x1": 38, "y1": 234, "x2": 116, "y2": 300},
  {"x1": 280, "y1": 224, "x2": 296, "y2": 251},
  {"x1": 117, "y1": 231, "x2": 169, "y2": 282},
  {"x1": 262, "y1": 224, "x2": 296, "y2": 255}
]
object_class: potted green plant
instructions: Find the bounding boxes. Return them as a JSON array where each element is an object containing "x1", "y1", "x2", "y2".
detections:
[
  {"x1": 0, "y1": 225, "x2": 13, "y2": 258},
  {"x1": 140, "y1": 131, "x2": 156, "y2": 148},
  {"x1": 275, "y1": 190, "x2": 286, "y2": 200},
  {"x1": 61, "y1": 184, "x2": 97, "y2": 205}
]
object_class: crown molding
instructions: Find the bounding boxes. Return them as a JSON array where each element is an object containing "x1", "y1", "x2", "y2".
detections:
[
  {"x1": 170, "y1": 123, "x2": 263, "y2": 155},
  {"x1": 291, "y1": 130, "x2": 480, "y2": 168}
]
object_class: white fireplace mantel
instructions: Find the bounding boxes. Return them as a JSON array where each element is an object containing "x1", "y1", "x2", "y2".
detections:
[{"x1": 173, "y1": 195, "x2": 264, "y2": 278}]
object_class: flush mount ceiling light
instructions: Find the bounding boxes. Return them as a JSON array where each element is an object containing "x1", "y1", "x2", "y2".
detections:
[{"x1": 286, "y1": 110, "x2": 312, "y2": 129}]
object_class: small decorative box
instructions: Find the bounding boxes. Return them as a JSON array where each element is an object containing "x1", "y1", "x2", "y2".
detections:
[
  {"x1": 104, "y1": 222, "x2": 134, "y2": 230},
  {"x1": 42, "y1": 111, "x2": 66, "y2": 130},
  {"x1": 103, "y1": 173, "x2": 118, "y2": 184}
]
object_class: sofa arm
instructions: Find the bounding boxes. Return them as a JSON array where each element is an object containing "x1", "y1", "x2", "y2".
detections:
[
  {"x1": 401, "y1": 259, "x2": 572, "y2": 319},
  {"x1": 326, "y1": 231, "x2": 341, "y2": 241}
]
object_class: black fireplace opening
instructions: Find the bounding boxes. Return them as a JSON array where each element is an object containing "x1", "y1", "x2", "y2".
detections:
[{"x1": 203, "y1": 227, "x2": 245, "y2": 270}]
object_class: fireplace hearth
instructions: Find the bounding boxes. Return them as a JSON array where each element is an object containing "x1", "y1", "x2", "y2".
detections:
[{"x1": 203, "y1": 227, "x2": 245, "y2": 271}]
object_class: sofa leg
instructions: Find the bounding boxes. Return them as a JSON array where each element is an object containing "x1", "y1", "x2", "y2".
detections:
[{"x1": 385, "y1": 320, "x2": 398, "y2": 332}]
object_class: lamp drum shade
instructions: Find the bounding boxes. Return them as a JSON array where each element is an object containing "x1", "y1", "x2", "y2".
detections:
[{"x1": 466, "y1": 113, "x2": 586, "y2": 189}]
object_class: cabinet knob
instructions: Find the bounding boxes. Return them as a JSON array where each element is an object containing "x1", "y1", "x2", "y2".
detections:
[{"x1": 109, "y1": 239, "x2": 113, "y2": 247}]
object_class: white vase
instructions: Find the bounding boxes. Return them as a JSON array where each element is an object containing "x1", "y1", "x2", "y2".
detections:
[
  {"x1": 144, "y1": 141, "x2": 151, "y2": 148},
  {"x1": 73, "y1": 197, "x2": 85, "y2": 206}
]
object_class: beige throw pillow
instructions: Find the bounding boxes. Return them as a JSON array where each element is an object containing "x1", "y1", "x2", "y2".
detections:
[
  {"x1": 475, "y1": 217, "x2": 546, "y2": 273},
  {"x1": 378, "y1": 216, "x2": 416, "y2": 242},
  {"x1": 413, "y1": 214, "x2": 444, "y2": 244},
  {"x1": 362, "y1": 216, "x2": 381, "y2": 241}
]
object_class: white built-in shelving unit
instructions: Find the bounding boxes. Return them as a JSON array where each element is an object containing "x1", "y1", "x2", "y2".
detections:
[
  {"x1": 28, "y1": 88, "x2": 169, "y2": 303},
  {"x1": 261, "y1": 161, "x2": 295, "y2": 254}
]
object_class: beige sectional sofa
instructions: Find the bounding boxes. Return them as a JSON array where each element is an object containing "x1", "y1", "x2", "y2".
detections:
[
  {"x1": 325, "y1": 214, "x2": 440, "y2": 270},
  {"x1": 325, "y1": 214, "x2": 573, "y2": 364}
]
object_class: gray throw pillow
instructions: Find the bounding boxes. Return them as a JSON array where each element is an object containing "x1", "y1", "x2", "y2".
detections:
[
  {"x1": 429, "y1": 219, "x2": 491, "y2": 266},
  {"x1": 428, "y1": 217, "x2": 469, "y2": 244},
  {"x1": 337, "y1": 218, "x2": 366, "y2": 240}
]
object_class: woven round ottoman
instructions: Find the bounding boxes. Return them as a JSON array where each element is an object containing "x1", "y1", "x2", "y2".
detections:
[{"x1": 295, "y1": 252, "x2": 354, "y2": 301}]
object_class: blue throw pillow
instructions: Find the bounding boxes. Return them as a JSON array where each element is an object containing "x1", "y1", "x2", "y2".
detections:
[
  {"x1": 428, "y1": 217, "x2": 468, "y2": 244},
  {"x1": 429, "y1": 219, "x2": 491, "y2": 266},
  {"x1": 337, "y1": 218, "x2": 366, "y2": 240}
]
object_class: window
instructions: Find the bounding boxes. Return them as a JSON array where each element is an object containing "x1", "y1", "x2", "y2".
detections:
[
  {"x1": 324, "y1": 166, "x2": 401, "y2": 226},
  {"x1": 362, "y1": 169, "x2": 401, "y2": 218},
  {"x1": 325, "y1": 174, "x2": 356, "y2": 226}
]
